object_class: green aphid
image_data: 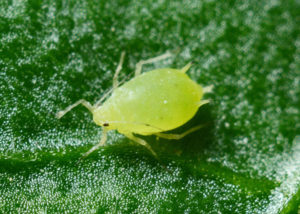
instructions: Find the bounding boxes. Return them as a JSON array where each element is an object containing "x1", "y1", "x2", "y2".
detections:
[{"x1": 56, "y1": 52, "x2": 213, "y2": 158}]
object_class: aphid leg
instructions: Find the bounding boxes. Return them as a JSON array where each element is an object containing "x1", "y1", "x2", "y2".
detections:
[
  {"x1": 80, "y1": 128, "x2": 108, "y2": 159},
  {"x1": 113, "y1": 51, "x2": 126, "y2": 89},
  {"x1": 56, "y1": 99, "x2": 94, "y2": 119},
  {"x1": 124, "y1": 133, "x2": 158, "y2": 158},
  {"x1": 134, "y1": 51, "x2": 172, "y2": 76},
  {"x1": 154, "y1": 125, "x2": 204, "y2": 140},
  {"x1": 203, "y1": 85, "x2": 214, "y2": 93}
]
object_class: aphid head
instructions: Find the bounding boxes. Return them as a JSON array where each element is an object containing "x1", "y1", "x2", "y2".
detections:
[{"x1": 92, "y1": 107, "x2": 113, "y2": 128}]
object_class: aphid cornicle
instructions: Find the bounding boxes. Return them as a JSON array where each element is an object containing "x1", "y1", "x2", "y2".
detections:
[{"x1": 56, "y1": 52, "x2": 213, "y2": 158}]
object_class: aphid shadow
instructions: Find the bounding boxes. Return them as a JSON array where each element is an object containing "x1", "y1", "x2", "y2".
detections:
[
  {"x1": 148, "y1": 104, "x2": 216, "y2": 161},
  {"x1": 96, "y1": 104, "x2": 216, "y2": 163}
]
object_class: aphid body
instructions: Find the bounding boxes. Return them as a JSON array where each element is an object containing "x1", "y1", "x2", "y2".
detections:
[{"x1": 56, "y1": 52, "x2": 212, "y2": 158}]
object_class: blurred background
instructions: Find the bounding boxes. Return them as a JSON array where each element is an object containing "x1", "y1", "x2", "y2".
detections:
[{"x1": 0, "y1": 0, "x2": 299, "y2": 213}]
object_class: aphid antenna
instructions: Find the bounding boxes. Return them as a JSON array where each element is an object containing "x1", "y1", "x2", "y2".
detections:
[
  {"x1": 94, "y1": 72, "x2": 134, "y2": 107},
  {"x1": 94, "y1": 87, "x2": 114, "y2": 107}
]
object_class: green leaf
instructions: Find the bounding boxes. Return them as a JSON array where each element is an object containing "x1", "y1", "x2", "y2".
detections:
[{"x1": 0, "y1": 0, "x2": 299, "y2": 213}]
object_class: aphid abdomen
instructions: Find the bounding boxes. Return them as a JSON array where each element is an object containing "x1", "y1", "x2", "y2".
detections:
[{"x1": 94, "y1": 68, "x2": 203, "y2": 135}]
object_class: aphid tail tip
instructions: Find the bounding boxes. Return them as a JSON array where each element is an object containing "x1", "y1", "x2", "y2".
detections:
[
  {"x1": 203, "y1": 85, "x2": 214, "y2": 94},
  {"x1": 197, "y1": 99, "x2": 210, "y2": 107},
  {"x1": 181, "y1": 62, "x2": 192, "y2": 73}
]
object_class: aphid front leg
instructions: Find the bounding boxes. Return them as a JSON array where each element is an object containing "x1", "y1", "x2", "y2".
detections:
[
  {"x1": 113, "y1": 51, "x2": 126, "y2": 89},
  {"x1": 56, "y1": 99, "x2": 94, "y2": 119},
  {"x1": 134, "y1": 51, "x2": 172, "y2": 76},
  {"x1": 154, "y1": 125, "x2": 204, "y2": 140},
  {"x1": 81, "y1": 128, "x2": 108, "y2": 159},
  {"x1": 124, "y1": 133, "x2": 158, "y2": 158}
]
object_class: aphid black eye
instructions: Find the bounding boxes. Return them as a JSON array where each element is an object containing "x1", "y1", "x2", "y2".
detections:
[{"x1": 103, "y1": 123, "x2": 109, "y2": 127}]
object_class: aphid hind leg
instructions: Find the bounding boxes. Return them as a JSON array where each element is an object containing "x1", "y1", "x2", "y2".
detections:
[
  {"x1": 155, "y1": 125, "x2": 204, "y2": 140},
  {"x1": 113, "y1": 51, "x2": 126, "y2": 89},
  {"x1": 124, "y1": 133, "x2": 158, "y2": 158},
  {"x1": 134, "y1": 51, "x2": 172, "y2": 76},
  {"x1": 56, "y1": 99, "x2": 94, "y2": 119},
  {"x1": 81, "y1": 128, "x2": 108, "y2": 159}
]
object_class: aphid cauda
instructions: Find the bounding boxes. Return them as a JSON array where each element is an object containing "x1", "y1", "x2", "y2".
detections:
[{"x1": 56, "y1": 52, "x2": 213, "y2": 158}]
